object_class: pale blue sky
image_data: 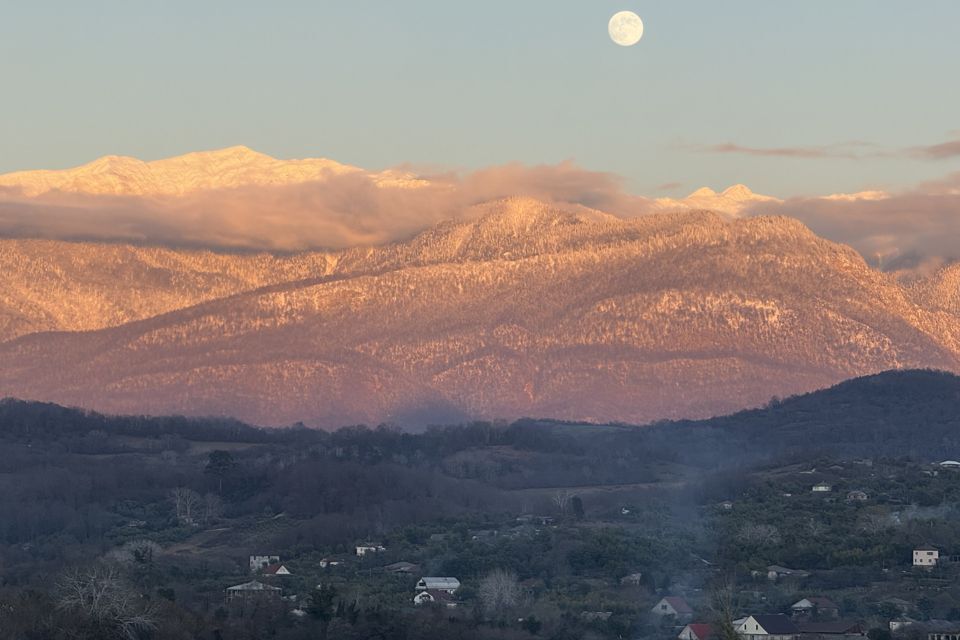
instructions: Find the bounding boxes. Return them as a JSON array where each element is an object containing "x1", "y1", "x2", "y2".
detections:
[{"x1": 2, "y1": 1, "x2": 959, "y2": 196}]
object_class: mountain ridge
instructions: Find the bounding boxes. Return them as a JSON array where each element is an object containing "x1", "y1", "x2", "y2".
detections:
[
  {"x1": 0, "y1": 145, "x2": 428, "y2": 197},
  {"x1": 0, "y1": 201, "x2": 957, "y2": 428}
]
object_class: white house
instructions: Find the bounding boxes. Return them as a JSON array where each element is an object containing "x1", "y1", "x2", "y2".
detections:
[
  {"x1": 416, "y1": 577, "x2": 460, "y2": 593},
  {"x1": 262, "y1": 563, "x2": 292, "y2": 577},
  {"x1": 939, "y1": 461, "x2": 960, "y2": 469},
  {"x1": 620, "y1": 572, "x2": 644, "y2": 586},
  {"x1": 679, "y1": 623, "x2": 714, "y2": 640},
  {"x1": 651, "y1": 596, "x2": 694, "y2": 621},
  {"x1": 249, "y1": 555, "x2": 280, "y2": 573},
  {"x1": 790, "y1": 597, "x2": 839, "y2": 618},
  {"x1": 355, "y1": 543, "x2": 386, "y2": 557},
  {"x1": 914, "y1": 546, "x2": 940, "y2": 567},
  {"x1": 319, "y1": 558, "x2": 341, "y2": 568},
  {"x1": 812, "y1": 483, "x2": 833, "y2": 493},
  {"x1": 414, "y1": 589, "x2": 457, "y2": 607},
  {"x1": 736, "y1": 614, "x2": 798, "y2": 640}
]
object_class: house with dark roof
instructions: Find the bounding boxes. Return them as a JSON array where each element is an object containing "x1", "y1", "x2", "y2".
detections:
[
  {"x1": 225, "y1": 580, "x2": 282, "y2": 603},
  {"x1": 796, "y1": 621, "x2": 864, "y2": 637},
  {"x1": 384, "y1": 561, "x2": 420, "y2": 574},
  {"x1": 791, "y1": 597, "x2": 839, "y2": 619},
  {"x1": 914, "y1": 545, "x2": 941, "y2": 567},
  {"x1": 413, "y1": 589, "x2": 457, "y2": 607},
  {"x1": 652, "y1": 596, "x2": 694, "y2": 621},
  {"x1": 416, "y1": 577, "x2": 460, "y2": 593},
  {"x1": 923, "y1": 620, "x2": 960, "y2": 640},
  {"x1": 737, "y1": 614, "x2": 799, "y2": 640}
]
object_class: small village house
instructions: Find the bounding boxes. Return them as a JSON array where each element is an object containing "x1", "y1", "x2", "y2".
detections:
[
  {"x1": 225, "y1": 580, "x2": 282, "y2": 604},
  {"x1": 679, "y1": 623, "x2": 715, "y2": 640},
  {"x1": 249, "y1": 555, "x2": 280, "y2": 573},
  {"x1": 889, "y1": 618, "x2": 916, "y2": 633},
  {"x1": 581, "y1": 611, "x2": 613, "y2": 622},
  {"x1": 318, "y1": 558, "x2": 341, "y2": 568},
  {"x1": 845, "y1": 490, "x2": 868, "y2": 502},
  {"x1": 796, "y1": 621, "x2": 863, "y2": 637},
  {"x1": 620, "y1": 572, "x2": 644, "y2": 586},
  {"x1": 924, "y1": 620, "x2": 960, "y2": 640},
  {"x1": 651, "y1": 596, "x2": 694, "y2": 621},
  {"x1": 791, "y1": 597, "x2": 839, "y2": 619},
  {"x1": 261, "y1": 563, "x2": 292, "y2": 577},
  {"x1": 416, "y1": 577, "x2": 461, "y2": 593},
  {"x1": 384, "y1": 561, "x2": 420, "y2": 574},
  {"x1": 812, "y1": 483, "x2": 833, "y2": 493},
  {"x1": 914, "y1": 546, "x2": 940, "y2": 567},
  {"x1": 737, "y1": 614, "x2": 798, "y2": 640},
  {"x1": 413, "y1": 589, "x2": 457, "y2": 607},
  {"x1": 939, "y1": 461, "x2": 960, "y2": 469},
  {"x1": 355, "y1": 543, "x2": 386, "y2": 557}
]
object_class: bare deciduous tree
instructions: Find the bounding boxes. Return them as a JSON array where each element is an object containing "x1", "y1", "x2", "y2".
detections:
[
  {"x1": 710, "y1": 580, "x2": 741, "y2": 640},
  {"x1": 552, "y1": 490, "x2": 576, "y2": 516},
  {"x1": 737, "y1": 523, "x2": 781, "y2": 545},
  {"x1": 859, "y1": 511, "x2": 894, "y2": 534},
  {"x1": 478, "y1": 568, "x2": 521, "y2": 616},
  {"x1": 57, "y1": 565, "x2": 157, "y2": 640},
  {"x1": 202, "y1": 493, "x2": 223, "y2": 524},
  {"x1": 171, "y1": 487, "x2": 202, "y2": 525}
]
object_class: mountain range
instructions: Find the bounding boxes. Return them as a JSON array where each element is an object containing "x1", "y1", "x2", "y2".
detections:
[
  {"x1": 0, "y1": 145, "x2": 428, "y2": 196},
  {"x1": 0, "y1": 149, "x2": 958, "y2": 428}
]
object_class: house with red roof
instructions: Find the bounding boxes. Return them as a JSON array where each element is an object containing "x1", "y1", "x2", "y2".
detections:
[
  {"x1": 261, "y1": 563, "x2": 292, "y2": 577},
  {"x1": 652, "y1": 596, "x2": 695, "y2": 621},
  {"x1": 679, "y1": 623, "x2": 715, "y2": 640}
]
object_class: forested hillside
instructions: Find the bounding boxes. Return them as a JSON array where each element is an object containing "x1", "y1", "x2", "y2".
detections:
[{"x1": 2, "y1": 370, "x2": 960, "y2": 637}]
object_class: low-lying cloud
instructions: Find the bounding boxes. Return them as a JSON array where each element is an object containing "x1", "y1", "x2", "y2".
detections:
[
  {"x1": 743, "y1": 172, "x2": 960, "y2": 272},
  {"x1": 0, "y1": 162, "x2": 649, "y2": 252},
  {"x1": 1, "y1": 156, "x2": 959, "y2": 274}
]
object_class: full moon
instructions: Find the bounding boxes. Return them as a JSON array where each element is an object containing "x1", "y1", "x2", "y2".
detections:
[{"x1": 608, "y1": 11, "x2": 644, "y2": 46}]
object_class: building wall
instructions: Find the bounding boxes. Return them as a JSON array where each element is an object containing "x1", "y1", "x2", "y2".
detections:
[{"x1": 914, "y1": 550, "x2": 940, "y2": 566}]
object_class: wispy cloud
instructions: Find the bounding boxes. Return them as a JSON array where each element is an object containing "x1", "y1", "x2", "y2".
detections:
[
  {"x1": 656, "y1": 182, "x2": 684, "y2": 191},
  {"x1": 696, "y1": 134, "x2": 960, "y2": 162},
  {"x1": 911, "y1": 138, "x2": 960, "y2": 160},
  {"x1": 694, "y1": 141, "x2": 882, "y2": 159}
]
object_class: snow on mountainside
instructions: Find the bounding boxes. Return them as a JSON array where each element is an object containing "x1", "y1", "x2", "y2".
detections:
[
  {"x1": 652, "y1": 184, "x2": 782, "y2": 216},
  {"x1": 0, "y1": 199, "x2": 958, "y2": 428},
  {"x1": 0, "y1": 146, "x2": 428, "y2": 197},
  {"x1": 911, "y1": 263, "x2": 960, "y2": 317}
]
